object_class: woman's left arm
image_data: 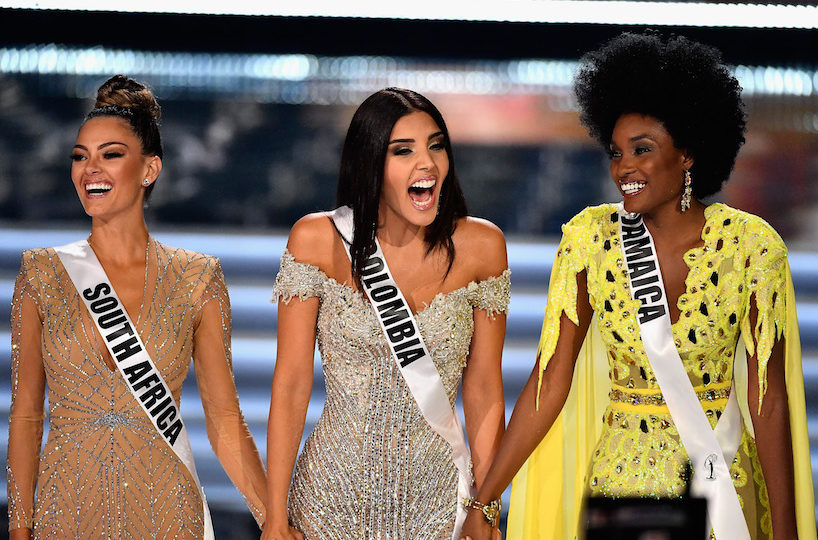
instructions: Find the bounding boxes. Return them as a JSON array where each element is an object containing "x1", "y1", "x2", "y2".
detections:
[
  {"x1": 462, "y1": 302, "x2": 507, "y2": 488},
  {"x1": 193, "y1": 263, "x2": 267, "y2": 528},
  {"x1": 746, "y1": 303, "x2": 797, "y2": 539},
  {"x1": 461, "y1": 220, "x2": 509, "y2": 489}
]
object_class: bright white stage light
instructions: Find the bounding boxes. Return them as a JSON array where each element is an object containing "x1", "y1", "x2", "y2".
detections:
[{"x1": 1, "y1": 0, "x2": 817, "y2": 29}]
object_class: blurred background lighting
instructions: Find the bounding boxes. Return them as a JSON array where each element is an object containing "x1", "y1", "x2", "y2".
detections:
[{"x1": 1, "y1": 45, "x2": 816, "y2": 103}]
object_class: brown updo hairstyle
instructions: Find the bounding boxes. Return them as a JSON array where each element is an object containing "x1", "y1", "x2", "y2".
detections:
[{"x1": 86, "y1": 75, "x2": 163, "y2": 201}]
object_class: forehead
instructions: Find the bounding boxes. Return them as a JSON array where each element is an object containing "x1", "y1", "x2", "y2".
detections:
[
  {"x1": 76, "y1": 116, "x2": 137, "y2": 144},
  {"x1": 611, "y1": 113, "x2": 672, "y2": 142},
  {"x1": 390, "y1": 111, "x2": 441, "y2": 137}
]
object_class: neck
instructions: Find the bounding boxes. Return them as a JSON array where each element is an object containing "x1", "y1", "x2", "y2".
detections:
[
  {"x1": 376, "y1": 205, "x2": 426, "y2": 248},
  {"x1": 641, "y1": 198, "x2": 706, "y2": 242},
  {"x1": 88, "y1": 215, "x2": 150, "y2": 264}
]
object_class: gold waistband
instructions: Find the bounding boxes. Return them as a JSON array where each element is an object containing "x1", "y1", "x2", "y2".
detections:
[{"x1": 609, "y1": 382, "x2": 731, "y2": 408}]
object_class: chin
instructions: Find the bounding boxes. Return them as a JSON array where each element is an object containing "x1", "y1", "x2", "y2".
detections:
[
  {"x1": 403, "y1": 202, "x2": 438, "y2": 226},
  {"x1": 621, "y1": 198, "x2": 640, "y2": 214},
  {"x1": 382, "y1": 198, "x2": 439, "y2": 229},
  {"x1": 622, "y1": 196, "x2": 654, "y2": 216},
  {"x1": 409, "y1": 213, "x2": 437, "y2": 228}
]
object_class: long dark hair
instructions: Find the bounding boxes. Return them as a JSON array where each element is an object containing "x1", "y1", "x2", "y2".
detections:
[{"x1": 336, "y1": 88, "x2": 468, "y2": 283}]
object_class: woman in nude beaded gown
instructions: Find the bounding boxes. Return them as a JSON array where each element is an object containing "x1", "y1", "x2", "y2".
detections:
[
  {"x1": 263, "y1": 88, "x2": 509, "y2": 540},
  {"x1": 8, "y1": 75, "x2": 267, "y2": 539},
  {"x1": 460, "y1": 33, "x2": 814, "y2": 540}
]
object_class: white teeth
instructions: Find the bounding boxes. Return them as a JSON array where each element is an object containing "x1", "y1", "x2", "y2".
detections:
[
  {"x1": 410, "y1": 179, "x2": 435, "y2": 189},
  {"x1": 621, "y1": 181, "x2": 646, "y2": 195},
  {"x1": 86, "y1": 182, "x2": 112, "y2": 192}
]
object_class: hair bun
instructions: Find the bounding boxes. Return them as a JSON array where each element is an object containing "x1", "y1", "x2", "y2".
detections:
[{"x1": 94, "y1": 74, "x2": 161, "y2": 122}]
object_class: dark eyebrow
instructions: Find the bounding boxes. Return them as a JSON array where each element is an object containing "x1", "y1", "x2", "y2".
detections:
[
  {"x1": 388, "y1": 131, "x2": 446, "y2": 145},
  {"x1": 72, "y1": 141, "x2": 129, "y2": 151},
  {"x1": 629, "y1": 134, "x2": 655, "y2": 143},
  {"x1": 98, "y1": 141, "x2": 129, "y2": 149}
]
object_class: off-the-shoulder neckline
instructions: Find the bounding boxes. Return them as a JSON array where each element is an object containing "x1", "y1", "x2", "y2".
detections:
[{"x1": 281, "y1": 248, "x2": 510, "y2": 318}]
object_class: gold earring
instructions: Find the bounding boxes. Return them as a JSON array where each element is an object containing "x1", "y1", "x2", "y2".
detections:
[{"x1": 680, "y1": 170, "x2": 692, "y2": 212}]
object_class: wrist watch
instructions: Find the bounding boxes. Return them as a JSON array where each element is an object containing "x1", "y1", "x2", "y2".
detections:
[{"x1": 462, "y1": 497, "x2": 502, "y2": 527}]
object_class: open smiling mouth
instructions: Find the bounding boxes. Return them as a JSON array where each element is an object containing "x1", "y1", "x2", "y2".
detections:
[
  {"x1": 621, "y1": 181, "x2": 646, "y2": 196},
  {"x1": 86, "y1": 182, "x2": 113, "y2": 195},
  {"x1": 408, "y1": 178, "x2": 436, "y2": 210}
]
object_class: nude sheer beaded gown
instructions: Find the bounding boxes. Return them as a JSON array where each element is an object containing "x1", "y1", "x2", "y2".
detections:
[
  {"x1": 8, "y1": 238, "x2": 266, "y2": 539},
  {"x1": 272, "y1": 250, "x2": 510, "y2": 540}
]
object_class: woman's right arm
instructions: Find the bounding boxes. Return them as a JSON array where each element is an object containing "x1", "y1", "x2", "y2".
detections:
[
  {"x1": 460, "y1": 270, "x2": 593, "y2": 540},
  {"x1": 8, "y1": 255, "x2": 46, "y2": 540},
  {"x1": 263, "y1": 294, "x2": 317, "y2": 540},
  {"x1": 263, "y1": 219, "x2": 328, "y2": 540}
]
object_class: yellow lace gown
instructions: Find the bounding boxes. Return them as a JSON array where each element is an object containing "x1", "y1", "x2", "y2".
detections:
[
  {"x1": 8, "y1": 238, "x2": 267, "y2": 538},
  {"x1": 508, "y1": 203, "x2": 815, "y2": 540}
]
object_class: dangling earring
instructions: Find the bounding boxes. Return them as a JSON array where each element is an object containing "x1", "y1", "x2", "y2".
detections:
[
  {"x1": 680, "y1": 169, "x2": 692, "y2": 213},
  {"x1": 143, "y1": 178, "x2": 151, "y2": 186}
]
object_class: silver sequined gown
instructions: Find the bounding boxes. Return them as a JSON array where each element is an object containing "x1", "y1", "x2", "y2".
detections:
[{"x1": 272, "y1": 250, "x2": 510, "y2": 540}]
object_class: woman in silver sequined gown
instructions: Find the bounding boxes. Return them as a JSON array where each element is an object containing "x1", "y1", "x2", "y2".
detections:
[{"x1": 263, "y1": 89, "x2": 510, "y2": 540}]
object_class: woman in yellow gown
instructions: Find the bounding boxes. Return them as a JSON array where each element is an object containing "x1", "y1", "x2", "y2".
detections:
[{"x1": 459, "y1": 33, "x2": 814, "y2": 540}]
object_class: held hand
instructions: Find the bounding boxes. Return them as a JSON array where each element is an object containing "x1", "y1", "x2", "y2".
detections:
[
  {"x1": 260, "y1": 521, "x2": 304, "y2": 540},
  {"x1": 459, "y1": 509, "x2": 495, "y2": 540}
]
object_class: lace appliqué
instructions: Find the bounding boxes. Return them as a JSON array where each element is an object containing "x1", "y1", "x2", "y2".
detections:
[
  {"x1": 536, "y1": 203, "x2": 788, "y2": 413},
  {"x1": 465, "y1": 269, "x2": 511, "y2": 317},
  {"x1": 272, "y1": 249, "x2": 326, "y2": 304}
]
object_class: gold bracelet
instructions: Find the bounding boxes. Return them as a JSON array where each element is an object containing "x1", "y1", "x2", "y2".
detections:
[{"x1": 462, "y1": 497, "x2": 502, "y2": 527}]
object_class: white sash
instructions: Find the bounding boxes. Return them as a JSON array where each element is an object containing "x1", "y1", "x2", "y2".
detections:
[
  {"x1": 616, "y1": 206, "x2": 748, "y2": 539},
  {"x1": 55, "y1": 240, "x2": 214, "y2": 540},
  {"x1": 330, "y1": 206, "x2": 476, "y2": 539}
]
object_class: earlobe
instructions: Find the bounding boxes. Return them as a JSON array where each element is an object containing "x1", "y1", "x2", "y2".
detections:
[{"x1": 682, "y1": 152, "x2": 694, "y2": 169}]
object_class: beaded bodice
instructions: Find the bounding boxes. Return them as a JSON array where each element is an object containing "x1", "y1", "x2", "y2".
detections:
[
  {"x1": 540, "y1": 203, "x2": 787, "y2": 406},
  {"x1": 8, "y1": 239, "x2": 266, "y2": 538},
  {"x1": 272, "y1": 249, "x2": 510, "y2": 539},
  {"x1": 534, "y1": 203, "x2": 788, "y2": 537}
]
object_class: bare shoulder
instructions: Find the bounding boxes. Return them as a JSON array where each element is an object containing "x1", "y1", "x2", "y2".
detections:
[
  {"x1": 287, "y1": 212, "x2": 339, "y2": 270},
  {"x1": 453, "y1": 217, "x2": 508, "y2": 281}
]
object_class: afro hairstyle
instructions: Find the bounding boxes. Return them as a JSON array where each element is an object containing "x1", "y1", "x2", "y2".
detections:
[{"x1": 574, "y1": 32, "x2": 746, "y2": 199}]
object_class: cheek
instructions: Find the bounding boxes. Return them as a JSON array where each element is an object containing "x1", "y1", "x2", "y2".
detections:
[
  {"x1": 383, "y1": 159, "x2": 409, "y2": 188},
  {"x1": 125, "y1": 161, "x2": 144, "y2": 180},
  {"x1": 70, "y1": 164, "x2": 83, "y2": 188},
  {"x1": 437, "y1": 154, "x2": 450, "y2": 179},
  {"x1": 381, "y1": 167, "x2": 403, "y2": 202}
]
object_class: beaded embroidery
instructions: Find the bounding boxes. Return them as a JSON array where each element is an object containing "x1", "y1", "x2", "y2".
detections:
[
  {"x1": 272, "y1": 249, "x2": 510, "y2": 539},
  {"x1": 536, "y1": 203, "x2": 784, "y2": 537},
  {"x1": 8, "y1": 240, "x2": 266, "y2": 536}
]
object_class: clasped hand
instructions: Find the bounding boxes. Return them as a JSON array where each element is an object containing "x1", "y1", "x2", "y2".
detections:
[{"x1": 459, "y1": 509, "x2": 502, "y2": 540}]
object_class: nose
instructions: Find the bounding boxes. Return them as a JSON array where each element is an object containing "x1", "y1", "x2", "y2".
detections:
[
  {"x1": 85, "y1": 154, "x2": 101, "y2": 175},
  {"x1": 612, "y1": 154, "x2": 636, "y2": 180},
  {"x1": 415, "y1": 147, "x2": 435, "y2": 171}
]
